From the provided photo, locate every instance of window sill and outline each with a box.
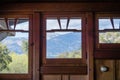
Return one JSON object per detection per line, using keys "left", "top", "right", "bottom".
{"left": 40, "top": 65, "right": 87, "bottom": 75}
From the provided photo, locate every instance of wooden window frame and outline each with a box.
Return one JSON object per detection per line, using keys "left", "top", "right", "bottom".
{"left": 95, "top": 12, "right": 120, "bottom": 59}
{"left": 40, "top": 12, "right": 87, "bottom": 74}
{"left": 0, "top": 14, "right": 33, "bottom": 80}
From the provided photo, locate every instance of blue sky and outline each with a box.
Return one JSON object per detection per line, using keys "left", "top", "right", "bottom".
{"left": 11, "top": 22, "right": 29, "bottom": 38}
{"left": 99, "top": 19, "right": 120, "bottom": 30}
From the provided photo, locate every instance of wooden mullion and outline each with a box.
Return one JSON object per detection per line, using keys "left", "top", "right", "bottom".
{"left": 46, "top": 29, "right": 81, "bottom": 32}
{"left": 66, "top": 17, "right": 70, "bottom": 29}
{"left": 99, "top": 29, "right": 120, "bottom": 32}
{"left": 14, "top": 18, "right": 18, "bottom": 30}
{"left": 0, "top": 30, "right": 29, "bottom": 32}
{"left": 110, "top": 18, "right": 115, "bottom": 29}
{"left": 5, "top": 18, "right": 9, "bottom": 30}
{"left": 58, "top": 18, "right": 62, "bottom": 29}
{"left": 119, "top": 21, "right": 120, "bottom": 29}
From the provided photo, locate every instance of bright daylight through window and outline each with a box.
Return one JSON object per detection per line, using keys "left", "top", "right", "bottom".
{"left": 0, "top": 18, "right": 29, "bottom": 73}
{"left": 46, "top": 17, "right": 82, "bottom": 58}
{"left": 98, "top": 17, "right": 120, "bottom": 43}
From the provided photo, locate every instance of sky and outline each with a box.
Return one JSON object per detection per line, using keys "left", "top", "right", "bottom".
{"left": 46, "top": 18, "right": 81, "bottom": 40}
{"left": 6, "top": 18, "right": 120, "bottom": 38}
{"left": 10, "top": 21, "right": 29, "bottom": 38}
{"left": 99, "top": 19, "right": 120, "bottom": 30}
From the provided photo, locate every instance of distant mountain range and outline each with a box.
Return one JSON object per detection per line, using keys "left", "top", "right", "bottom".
{"left": 47, "top": 32, "right": 81, "bottom": 58}
{"left": 2, "top": 37, "right": 27, "bottom": 54}
{"left": 1, "top": 32, "right": 81, "bottom": 58}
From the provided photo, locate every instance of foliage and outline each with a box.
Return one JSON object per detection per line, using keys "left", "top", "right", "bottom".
{"left": 0, "top": 40, "right": 28, "bottom": 73}
{"left": 22, "top": 40, "right": 28, "bottom": 54}
{"left": 57, "top": 49, "right": 82, "bottom": 58}
{"left": 0, "top": 43, "right": 12, "bottom": 71}
{"left": 99, "top": 32, "right": 120, "bottom": 43}
{"left": 1, "top": 52, "right": 28, "bottom": 73}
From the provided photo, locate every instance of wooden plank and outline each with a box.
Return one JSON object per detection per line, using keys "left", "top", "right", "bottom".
{"left": 62, "top": 75, "right": 69, "bottom": 80}
{"left": 41, "top": 66, "right": 87, "bottom": 74}
{"left": 43, "top": 75, "right": 61, "bottom": 80}
{"left": 86, "top": 12, "right": 94, "bottom": 80}
{"left": 43, "top": 75, "right": 87, "bottom": 80}
{"left": 95, "top": 59, "right": 115, "bottom": 80}
{"left": 32, "top": 12, "right": 40, "bottom": 80}
{"left": 116, "top": 60, "right": 120, "bottom": 80}
{"left": 0, "top": 3, "right": 120, "bottom": 12}
{"left": 70, "top": 75, "right": 87, "bottom": 80}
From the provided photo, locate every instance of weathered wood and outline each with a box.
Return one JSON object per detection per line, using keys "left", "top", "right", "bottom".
{"left": 116, "top": 60, "right": 120, "bottom": 80}
{"left": 70, "top": 75, "right": 87, "bottom": 80}
{"left": 41, "top": 66, "right": 87, "bottom": 74}
{"left": 43, "top": 75, "right": 87, "bottom": 80}
{"left": 43, "top": 75, "right": 61, "bottom": 80}
{"left": 86, "top": 12, "right": 94, "bottom": 80}
{"left": 95, "top": 59, "right": 115, "bottom": 80}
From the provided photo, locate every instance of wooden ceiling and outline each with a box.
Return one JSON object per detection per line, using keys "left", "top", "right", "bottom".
{"left": 0, "top": 0, "right": 119, "bottom": 3}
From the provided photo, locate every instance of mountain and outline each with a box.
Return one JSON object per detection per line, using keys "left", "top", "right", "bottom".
{"left": 1, "top": 32, "right": 81, "bottom": 57}
{"left": 47, "top": 32, "right": 81, "bottom": 58}
{"left": 1, "top": 37, "right": 27, "bottom": 54}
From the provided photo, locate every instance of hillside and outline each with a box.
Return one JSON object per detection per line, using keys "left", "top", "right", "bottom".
{"left": 1, "top": 32, "right": 81, "bottom": 58}
{"left": 47, "top": 32, "right": 81, "bottom": 58}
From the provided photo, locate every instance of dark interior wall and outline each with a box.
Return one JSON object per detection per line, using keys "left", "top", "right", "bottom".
{"left": 0, "top": 0, "right": 120, "bottom": 3}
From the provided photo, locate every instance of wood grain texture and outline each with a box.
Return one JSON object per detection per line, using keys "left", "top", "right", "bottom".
{"left": 116, "top": 60, "right": 120, "bottom": 80}
{"left": 70, "top": 75, "right": 87, "bottom": 80}
{"left": 43, "top": 75, "right": 87, "bottom": 80}
{"left": 95, "top": 60, "right": 115, "bottom": 80}
{"left": 43, "top": 75, "right": 61, "bottom": 80}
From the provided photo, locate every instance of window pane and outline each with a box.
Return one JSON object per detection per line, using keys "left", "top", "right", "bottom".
{"left": 98, "top": 18, "right": 120, "bottom": 43}
{"left": 47, "top": 18, "right": 59, "bottom": 30}
{"left": 99, "top": 32, "right": 120, "bottom": 43}
{"left": 0, "top": 18, "right": 29, "bottom": 30}
{"left": 46, "top": 32, "right": 82, "bottom": 58}
{"left": 47, "top": 18, "right": 82, "bottom": 30}
{"left": 68, "top": 18, "right": 81, "bottom": 30}
{"left": 0, "top": 18, "right": 7, "bottom": 30}
{"left": 0, "top": 19, "right": 29, "bottom": 74}
{"left": 15, "top": 18, "right": 29, "bottom": 30}
{"left": 99, "top": 19, "right": 112, "bottom": 30}
{"left": 60, "top": 18, "right": 67, "bottom": 29}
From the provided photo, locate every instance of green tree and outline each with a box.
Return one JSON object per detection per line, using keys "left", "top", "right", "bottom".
{"left": 22, "top": 40, "right": 28, "bottom": 54}
{"left": 99, "top": 32, "right": 120, "bottom": 43}
{"left": 57, "top": 49, "right": 82, "bottom": 58}
{"left": 0, "top": 43, "right": 12, "bottom": 71}
{"left": 1, "top": 52, "right": 28, "bottom": 73}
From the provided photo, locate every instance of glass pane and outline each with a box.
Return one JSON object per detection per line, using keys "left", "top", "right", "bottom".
{"left": 0, "top": 18, "right": 29, "bottom": 30}
{"left": 99, "top": 18, "right": 120, "bottom": 43}
{"left": 113, "top": 18, "right": 120, "bottom": 29}
{"left": 11, "top": 18, "right": 29, "bottom": 30}
{"left": 8, "top": 19, "right": 15, "bottom": 30}
{"left": 68, "top": 18, "right": 81, "bottom": 30}
{"left": 99, "top": 32, "right": 120, "bottom": 43}
{"left": 99, "top": 18, "right": 120, "bottom": 30}
{"left": 47, "top": 18, "right": 60, "bottom": 30}
{"left": 99, "top": 19, "right": 112, "bottom": 30}
{"left": 0, "top": 18, "right": 7, "bottom": 30}
{"left": 0, "top": 20, "right": 29, "bottom": 73}
{"left": 46, "top": 32, "right": 82, "bottom": 58}
{"left": 60, "top": 18, "right": 67, "bottom": 29}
